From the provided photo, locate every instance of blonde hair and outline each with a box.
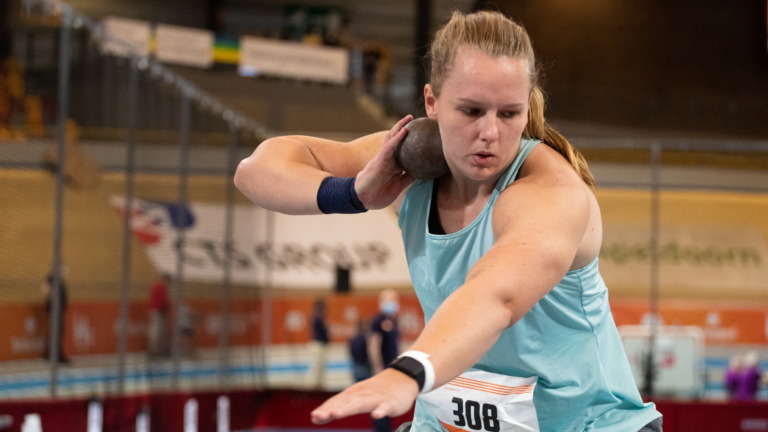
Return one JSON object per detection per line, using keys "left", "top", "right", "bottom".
{"left": 429, "top": 11, "right": 595, "bottom": 187}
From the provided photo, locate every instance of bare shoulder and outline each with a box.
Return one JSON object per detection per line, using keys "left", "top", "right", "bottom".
{"left": 492, "top": 143, "right": 590, "bottom": 241}
{"left": 517, "top": 143, "right": 585, "bottom": 186}
{"left": 492, "top": 143, "right": 603, "bottom": 269}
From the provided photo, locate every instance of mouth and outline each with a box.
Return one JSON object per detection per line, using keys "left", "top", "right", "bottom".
{"left": 472, "top": 152, "right": 494, "bottom": 165}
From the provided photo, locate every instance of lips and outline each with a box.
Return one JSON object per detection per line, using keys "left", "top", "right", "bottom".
{"left": 472, "top": 152, "right": 494, "bottom": 165}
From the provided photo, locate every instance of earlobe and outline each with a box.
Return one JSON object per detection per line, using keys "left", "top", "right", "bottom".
{"left": 424, "top": 84, "right": 438, "bottom": 120}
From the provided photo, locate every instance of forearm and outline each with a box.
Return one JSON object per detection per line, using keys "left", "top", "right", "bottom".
{"left": 407, "top": 282, "right": 514, "bottom": 388}
{"left": 234, "top": 137, "right": 329, "bottom": 215}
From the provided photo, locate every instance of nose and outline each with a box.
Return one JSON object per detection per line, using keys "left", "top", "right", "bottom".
{"left": 478, "top": 113, "right": 499, "bottom": 143}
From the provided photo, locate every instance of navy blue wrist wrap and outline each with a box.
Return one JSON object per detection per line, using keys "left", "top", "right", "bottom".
{"left": 317, "top": 176, "right": 368, "bottom": 214}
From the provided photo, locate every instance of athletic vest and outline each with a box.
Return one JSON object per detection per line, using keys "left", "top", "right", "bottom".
{"left": 398, "top": 139, "right": 661, "bottom": 432}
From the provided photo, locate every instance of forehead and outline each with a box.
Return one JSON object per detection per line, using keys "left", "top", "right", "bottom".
{"left": 379, "top": 290, "right": 399, "bottom": 302}
{"left": 442, "top": 47, "right": 530, "bottom": 103}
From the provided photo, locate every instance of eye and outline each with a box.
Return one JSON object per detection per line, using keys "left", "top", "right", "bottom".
{"left": 460, "top": 108, "right": 481, "bottom": 117}
{"left": 499, "top": 111, "right": 520, "bottom": 118}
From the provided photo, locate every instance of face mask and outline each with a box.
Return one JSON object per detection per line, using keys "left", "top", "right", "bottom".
{"left": 381, "top": 301, "right": 399, "bottom": 315}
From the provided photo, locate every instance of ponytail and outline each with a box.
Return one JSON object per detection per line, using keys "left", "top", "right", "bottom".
{"left": 524, "top": 86, "right": 596, "bottom": 188}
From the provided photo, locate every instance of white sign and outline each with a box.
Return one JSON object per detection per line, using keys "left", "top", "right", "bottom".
{"left": 87, "top": 401, "right": 103, "bottom": 432}
{"left": 619, "top": 325, "right": 704, "bottom": 397}
{"left": 21, "top": 414, "right": 42, "bottom": 432}
{"left": 217, "top": 396, "right": 229, "bottom": 432}
{"left": 184, "top": 399, "right": 198, "bottom": 432}
{"left": 136, "top": 409, "right": 149, "bottom": 432}
{"left": 156, "top": 24, "right": 214, "bottom": 68}
{"left": 110, "top": 196, "right": 411, "bottom": 289}
{"left": 239, "top": 36, "right": 349, "bottom": 84}
{"left": 101, "top": 17, "right": 151, "bottom": 57}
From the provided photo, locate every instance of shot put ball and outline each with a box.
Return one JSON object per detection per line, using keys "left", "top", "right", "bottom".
{"left": 394, "top": 117, "right": 449, "bottom": 180}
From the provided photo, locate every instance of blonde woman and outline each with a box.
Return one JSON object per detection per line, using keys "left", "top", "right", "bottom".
{"left": 236, "top": 11, "right": 662, "bottom": 432}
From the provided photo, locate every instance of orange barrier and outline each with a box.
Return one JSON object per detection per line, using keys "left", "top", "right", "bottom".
{"left": 611, "top": 299, "right": 768, "bottom": 345}
{"left": 0, "top": 295, "right": 426, "bottom": 361}
{"left": 3, "top": 295, "right": 765, "bottom": 361}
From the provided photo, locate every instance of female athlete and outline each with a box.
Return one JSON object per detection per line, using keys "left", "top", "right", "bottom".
{"left": 235, "top": 10, "right": 662, "bottom": 432}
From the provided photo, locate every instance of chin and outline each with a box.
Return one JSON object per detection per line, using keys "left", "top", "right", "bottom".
{"left": 462, "top": 165, "right": 503, "bottom": 182}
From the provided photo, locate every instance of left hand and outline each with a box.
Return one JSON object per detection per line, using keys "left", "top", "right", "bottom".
{"left": 311, "top": 368, "right": 419, "bottom": 424}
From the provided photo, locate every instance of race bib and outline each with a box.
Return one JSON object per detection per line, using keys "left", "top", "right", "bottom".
{"left": 419, "top": 370, "right": 539, "bottom": 432}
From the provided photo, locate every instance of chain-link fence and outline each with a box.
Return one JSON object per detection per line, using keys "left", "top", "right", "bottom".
{"left": 0, "top": 0, "right": 271, "bottom": 402}
{"left": 1, "top": 0, "right": 768, "bottom": 416}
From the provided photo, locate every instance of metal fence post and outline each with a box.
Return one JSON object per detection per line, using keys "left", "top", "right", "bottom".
{"left": 261, "top": 210, "right": 274, "bottom": 387}
{"left": 171, "top": 84, "right": 192, "bottom": 389}
{"left": 218, "top": 120, "right": 238, "bottom": 387}
{"left": 49, "top": 4, "right": 73, "bottom": 398}
{"left": 643, "top": 141, "right": 662, "bottom": 397}
{"left": 116, "top": 54, "right": 141, "bottom": 394}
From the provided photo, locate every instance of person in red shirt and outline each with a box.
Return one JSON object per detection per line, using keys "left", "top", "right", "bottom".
{"left": 148, "top": 273, "right": 171, "bottom": 357}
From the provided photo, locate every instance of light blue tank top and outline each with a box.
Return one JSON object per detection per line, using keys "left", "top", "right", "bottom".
{"left": 398, "top": 139, "right": 661, "bottom": 432}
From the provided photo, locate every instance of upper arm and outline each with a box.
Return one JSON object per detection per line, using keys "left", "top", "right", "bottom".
{"left": 465, "top": 146, "right": 591, "bottom": 324}
{"left": 234, "top": 131, "right": 389, "bottom": 214}
{"left": 253, "top": 131, "right": 388, "bottom": 178}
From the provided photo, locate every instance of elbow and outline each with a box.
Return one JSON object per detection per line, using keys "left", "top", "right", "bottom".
{"left": 234, "top": 139, "right": 273, "bottom": 198}
{"left": 233, "top": 158, "right": 251, "bottom": 194}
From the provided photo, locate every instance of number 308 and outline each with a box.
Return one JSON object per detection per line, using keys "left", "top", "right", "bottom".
{"left": 451, "top": 397, "right": 500, "bottom": 432}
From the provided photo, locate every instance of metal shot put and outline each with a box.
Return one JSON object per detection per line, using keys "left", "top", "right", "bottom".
{"left": 395, "top": 117, "right": 449, "bottom": 180}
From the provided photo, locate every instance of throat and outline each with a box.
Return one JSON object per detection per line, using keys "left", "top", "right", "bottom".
{"left": 428, "top": 180, "right": 446, "bottom": 235}
{"left": 429, "top": 178, "right": 490, "bottom": 235}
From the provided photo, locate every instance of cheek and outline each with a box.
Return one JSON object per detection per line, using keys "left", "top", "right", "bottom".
{"left": 438, "top": 122, "right": 472, "bottom": 155}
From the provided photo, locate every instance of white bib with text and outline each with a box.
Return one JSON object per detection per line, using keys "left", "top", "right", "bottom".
{"left": 419, "top": 370, "right": 539, "bottom": 432}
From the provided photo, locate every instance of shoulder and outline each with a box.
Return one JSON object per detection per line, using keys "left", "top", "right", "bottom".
{"left": 392, "top": 179, "right": 431, "bottom": 216}
{"left": 518, "top": 142, "right": 583, "bottom": 185}
{"left": 492, "top": 143, "right": 590, "bottom": 239}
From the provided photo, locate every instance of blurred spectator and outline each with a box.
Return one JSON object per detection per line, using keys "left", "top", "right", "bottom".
{"left": 310, "top": 299, "right": 330, "bottom": 389}
{"left": 725, "top": 351, "right": 763, "bottom": 401}
{"left": 178, "top": 302, "right": 198, "bottom": 357}
{"left": 368, "top": 289, "right": 400, "bottom": 432}
{"left": 740, "top": 351, "right": 762, "bottom": 401}
{"left": 41, "top": 266, "right": 69, "bottom": 364}
{"left": 147, "top": 273, "right": 170, "bottom": 357}
{"left": 362, "top": 44, "right": 381, "bottom": 95}
{"left": 349, "top": 320, "right": 371, "bottom": 383}
{"left": 724, "top": 354, "right": 743, "bottom": 399}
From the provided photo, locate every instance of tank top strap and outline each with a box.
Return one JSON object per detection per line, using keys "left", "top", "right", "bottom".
{"left": 494, "top": 138, "right": 541, "bottom": 193}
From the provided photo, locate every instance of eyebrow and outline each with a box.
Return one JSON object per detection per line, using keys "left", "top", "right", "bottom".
{"left": 456, "top": 98, "right": 525, "bottom": 109}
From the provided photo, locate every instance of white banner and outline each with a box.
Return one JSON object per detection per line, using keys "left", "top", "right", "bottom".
{"left": 101, "top": 17, "right": 151, "bottom": 57}
{"left": 156, "top": 24, "right": 214, "bottom": 68}
{"left": 110, "top": 196, "right": 411, "bottom": 289}
{"left": 238, "top": 36, "right": 349, "bottom": 84}
{"left": 599, "top": 224, "right": 768, "bottom": 294}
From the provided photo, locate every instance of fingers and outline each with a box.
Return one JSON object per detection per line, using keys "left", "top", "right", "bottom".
{"left": 382, "top": 127, "right": 408, "bottom": 158}
{"left": 384, "top": 114, "right": 413, "bottom": 142}
{"left": 311, "top": 392, "right": 381, "bottom": 424}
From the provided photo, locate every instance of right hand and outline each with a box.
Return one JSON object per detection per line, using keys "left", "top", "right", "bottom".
{"left": 354, "top": 115, "right": 416, "bottom": 210}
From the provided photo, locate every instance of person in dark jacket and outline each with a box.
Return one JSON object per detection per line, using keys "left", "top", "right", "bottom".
{"left": 41, "top": 268, "right": 69, "bottom": 363}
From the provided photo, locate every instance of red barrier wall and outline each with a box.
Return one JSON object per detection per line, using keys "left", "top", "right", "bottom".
{"left": 1, "top": 390, "right": 768, "bottom": 432}
{"left": 0, "top": 390, "right": 413, "bottom": 432}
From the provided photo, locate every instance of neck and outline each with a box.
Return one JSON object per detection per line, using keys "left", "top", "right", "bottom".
{"left": 442, "top": 168, "right": 505, "bottom": 206}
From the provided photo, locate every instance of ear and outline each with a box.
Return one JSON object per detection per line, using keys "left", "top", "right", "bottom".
{"left": 424, "top": 84, "right": 438, "bottom": 120}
